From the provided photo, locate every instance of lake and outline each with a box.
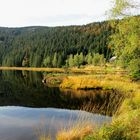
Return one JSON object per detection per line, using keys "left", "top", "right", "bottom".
{"left": 0, "top": 70, "right": 124, "bottom": 140}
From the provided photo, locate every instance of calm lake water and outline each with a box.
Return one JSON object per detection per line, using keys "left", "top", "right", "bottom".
{"left": 0, "top": 70, "right": 124, "bottom": 140}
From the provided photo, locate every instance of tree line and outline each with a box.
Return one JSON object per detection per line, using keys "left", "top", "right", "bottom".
{"left": 0, "top": 21, "right": 113, "bottom": 67}
{"left": 42, "top": 52, "right": 105, "bottom": 68}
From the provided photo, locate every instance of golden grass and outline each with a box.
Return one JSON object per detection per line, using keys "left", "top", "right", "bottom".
{"left": 0, "top": 67, "right": 65, "bottom": 72}
{"left": 56, "top": 109, "right": 95, "bottom": 140}
{"left": 37, "top": 104, "right": 96, "bottom": 140}
{"left": 37, "top": 113, "right": 94, "bottom": 140}
{"left": 0, "top": 65, "right": 126, "bottom": 74}
{"left": 60, "top": 75, "right": 102, "bottom": 89}
{"left": 60, "top": 74, "right": 140, "bottom": 96}
{"left": 56, "top": 125, "right": 93, "bottom": 140}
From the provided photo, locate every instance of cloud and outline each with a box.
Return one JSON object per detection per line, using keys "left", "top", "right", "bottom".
{"left": 0, "top": 0, "right": 113, "bottom": 27}
{"left": 26, "top": 14, "right": 107, "bottom": 26}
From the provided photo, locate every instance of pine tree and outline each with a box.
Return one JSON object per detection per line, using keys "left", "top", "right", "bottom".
{"left": 68, "top": 54, "right": 74, "bottom": 67}
{"left": 74, "top": 53, "right": 80, "bottom": 67}
{"left": 52, "top": 53, "right": 57, "bottom": 68}
{"left": 57, "top": 55, "right": 62, "bottom": 68}
{"left": 79, "top": 52, "right": 84, "bottom": 66}
{"left": 87, "top": 52, "right": 93, "bottom": 65}
{"left": 43, "top": 56, "right": 51, "bottom": 67}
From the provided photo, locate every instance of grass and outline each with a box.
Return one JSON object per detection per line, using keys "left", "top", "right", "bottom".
{"left": 52, "top": 66, "right": 140, "bottom": 140}
{"left": 0, "top": 67, "right": 65, "bottom": 72}
{"left": 81, "top": 79, "right": 140, "bottom": 140}
{"left": 60, "top": 75, "right": 102, "bottom": 90}
{"left": 60, "top": 74, "right": 139, "bottom": 95}
{"left": 56, "top": 124, "right": 93, "bottom": 140}
{"left": 56, "top": 111, "right": 94, "bottom": 140}
{"left": 84, "top": 109, "right": 140, "bottom": 140}
{"left": 38, "top": 108, "right": 95, "bottom": 140}
{"left": 0, "top": 65, "right": 127, "bottom": 74}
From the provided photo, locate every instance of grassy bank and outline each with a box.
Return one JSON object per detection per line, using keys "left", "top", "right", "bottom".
{"left": 0, "top": 65, "right": 126, "bottom": 74}
{"left": 59, "top": 68, "right": 140, "bottom": 139}
{"left": 44, "top": 66, "right": 140, "bottom": 140}
{"left": 60, "top": 74, "right": 139, "bottom": 94}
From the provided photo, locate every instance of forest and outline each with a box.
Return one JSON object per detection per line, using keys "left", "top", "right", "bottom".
{"left": 0, "top": 15, "right": 139, "bottom": 79}
{"left": 0, "top": 21, "right": 114, "bottom": 67}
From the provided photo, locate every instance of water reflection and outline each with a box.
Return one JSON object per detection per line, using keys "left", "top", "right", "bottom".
{"left": 0, "top": 70, "right": 123, "bottom": 140}
{"left": 0, "top": 106, "right": 111, "bottom": 140}
{"left": 0, "top": 70, "right": 124, "bottom": 116}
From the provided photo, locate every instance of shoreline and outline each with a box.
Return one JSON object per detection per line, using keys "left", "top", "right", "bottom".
{"left": 0, "top": 67, "right": 65, "bottom": 72}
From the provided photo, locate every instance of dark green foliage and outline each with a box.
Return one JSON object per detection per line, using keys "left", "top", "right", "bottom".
{"left": 0, "top": 16, "right": 139, "bottom": 70}
{"left": 0, "top": 21, "right": 113, "bottom": 67}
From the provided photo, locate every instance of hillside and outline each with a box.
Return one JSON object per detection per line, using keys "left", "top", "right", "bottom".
{"left": 0, "top": 21, "right": 113, "bottom": 67}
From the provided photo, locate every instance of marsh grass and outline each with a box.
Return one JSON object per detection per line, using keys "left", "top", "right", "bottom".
{"left": 80, "top": 72, "right": 140, "bottom": 140}
{"left": 56, "top": 111, "right": 95, "bottom": 140}
{"left": 34, "top": 118, "right": 50, "bottom": 140}
{"left": 59, "top": 68, "right": 140, "bottom": 140}
{"left": 37, "top": 98, "right": 117, "bottom": 140}
{"left": 60, "top": 75, "right": 102, "bottom": 89}
{"left": 0, "top": 67, "right": 65, "bottom": 73}
{"left": 60, "top": 74, "right": 139, "bottom": 95}
{"left": 37, "top": 104, "right": 106, "bottom": 140}
{"left": 56, "top": 124, "right": 93, "bottom": 140}
{"left": 0, "top": 65, "right": 126, "bottom": 75}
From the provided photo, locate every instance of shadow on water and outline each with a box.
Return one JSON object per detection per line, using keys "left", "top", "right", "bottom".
{"left": 0, "top": 70, "right": 124, "bottom": 116}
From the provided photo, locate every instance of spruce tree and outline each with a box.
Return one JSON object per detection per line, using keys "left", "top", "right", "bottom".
{"left": 87, "top": 52, "right": 93, "bottom": 65}
{"left": 68, "top": 54, "right": 74, "bottom": 67}
{"left": 79, "top": 52, "right": 84, "bottom": 66}
{"left": 52, "top": 53, "right": 57, "bottom": 68}
{"left": 74, "top": 53, "right": 80, "bottom": 67}
{"left": 43, "top": 56, "right": 51, "bottom": 67}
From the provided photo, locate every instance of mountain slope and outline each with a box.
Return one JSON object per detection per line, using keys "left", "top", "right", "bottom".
{"left": 0, "top": 21, "right": 114, "bottom": 67}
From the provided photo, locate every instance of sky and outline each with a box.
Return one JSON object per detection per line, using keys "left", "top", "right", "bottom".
{"left": 0, "top": 0, "right": 139, "bottom": 27}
